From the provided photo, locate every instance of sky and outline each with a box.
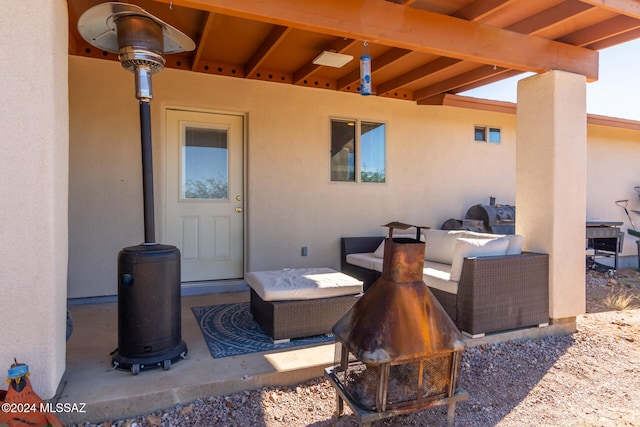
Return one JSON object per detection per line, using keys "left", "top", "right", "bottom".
{"left": 461, "top": 38, "right": 640, "bottom": 121}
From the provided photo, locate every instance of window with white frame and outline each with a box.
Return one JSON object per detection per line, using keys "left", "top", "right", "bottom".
{"left": 330, "top": 118, "right": 386, "bottom": 183}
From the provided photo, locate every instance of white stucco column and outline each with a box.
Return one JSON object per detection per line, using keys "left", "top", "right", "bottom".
{"left": 516, "top": 70, "right": 586, "bottom": 323}
{"left": 0, "top": 0, "right": 68, "bottom": 398}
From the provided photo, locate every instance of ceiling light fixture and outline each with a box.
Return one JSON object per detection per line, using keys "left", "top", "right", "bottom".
{"left": 313, "top": 51, "right": 353, "bottom": 68}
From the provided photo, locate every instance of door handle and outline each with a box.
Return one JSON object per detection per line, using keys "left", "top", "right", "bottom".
{"left": 235, "top": 207, "right": 243, "bottom": 213}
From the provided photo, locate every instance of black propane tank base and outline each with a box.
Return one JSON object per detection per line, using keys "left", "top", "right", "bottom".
{"left": 112, "top": 340, "right": 187, "bottom": 375}
{"left": 116, "top": 243, "right": 186, "bottom": 375}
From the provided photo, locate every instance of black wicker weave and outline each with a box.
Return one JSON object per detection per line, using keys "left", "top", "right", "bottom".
{"left": 456, "top": 252, "right": 549, "bottom": 336}
{"left": 250, "top": 289, "right": 361, "bottom": 341}
{"left": 341, "top": 237, "right": 549, "bottom": 337}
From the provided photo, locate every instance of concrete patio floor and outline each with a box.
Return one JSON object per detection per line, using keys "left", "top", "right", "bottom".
{"left": 54, "top": 286, "right": 573, "bottom": 425}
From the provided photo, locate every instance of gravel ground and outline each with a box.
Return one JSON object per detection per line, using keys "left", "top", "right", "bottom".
{"left": 72, "top": 271, "right": 640, "bottom": 427}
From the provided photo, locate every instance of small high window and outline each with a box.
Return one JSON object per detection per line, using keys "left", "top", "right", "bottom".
{"left": 474, "top": 126, "right": 486, "bottom": 142}
{"left": 474, "top": 126, "right": 501, "bottom": 144}
{"left": 489, "top": 127, "right": 501, "bottom": 143}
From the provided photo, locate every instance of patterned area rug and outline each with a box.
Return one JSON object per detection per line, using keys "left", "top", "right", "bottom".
{"left": 192, "top": 303, "right": 334, "bottom": 358}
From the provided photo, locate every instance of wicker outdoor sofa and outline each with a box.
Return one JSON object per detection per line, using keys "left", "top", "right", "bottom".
{"left": 341, "top": 230, "right": 549, "bottom": 337}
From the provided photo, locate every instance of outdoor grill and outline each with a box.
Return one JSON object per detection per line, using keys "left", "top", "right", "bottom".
{"left": 465, "top": 197, "right": 515, "bottom": 234}
{"left": 78, "top": 2, "right": 195, "bottom": 374}
{"left": 326, "top": 223, "right": 468, "bottom": 427}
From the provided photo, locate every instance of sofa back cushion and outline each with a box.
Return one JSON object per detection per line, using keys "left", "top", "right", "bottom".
{"left": 423, "top": 229, "right": 468, "bottom": 264}
{"left": 463, "top": 231, "right": 524, "bottom": 255}
{"left": 503, "top": 234, "right": 524, "bottom": 255}
{"left": 373, "top": 233, "right": 424, "bottom": 258}
{"left": 449, "top": 237, "right": 509, "bottom": 282}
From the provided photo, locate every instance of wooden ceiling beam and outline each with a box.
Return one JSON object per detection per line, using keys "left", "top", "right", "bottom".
{"left": 414, "top": 65, "right": 513, "bottom": 101}
{"left": 558, "top": 15, "right": 640, "bottom": 46}
{"left": 191, "top": 12, "right": 218, "bottom": 71}
{"left": 378, "top": 0, "right": 593, "bottom": 98}
{"left": 586, "top": 27, "right": 640, "bottom": 50}
{"left": 245, "top": 25, "right": 291, "bottom": 77}
{"left": 376, "top": 57, "right": 461, "bottom": 94}
{"left": 386, "top": 0, "right": 416, "bottom": 4}
{"left": 451, "top": 69, "right": 525, "bottom": 94}
{"left": 505, "top": 1, "right": 594, "bottom": 35}
{"left": 452, "top": 0, "right": 518, "bottom": 22}
{"left": 579, "top": 0, "right": 640, "bottom": 19}
{"left": 337, "top": 48, "right": 411, "bottom": 91}
{"left": 154, "top": 0, "right": 599, "bottom": 80}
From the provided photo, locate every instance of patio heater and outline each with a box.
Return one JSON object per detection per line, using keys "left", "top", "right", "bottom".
{"left": 78, "top": 2, "right": 195, "bottom": 374}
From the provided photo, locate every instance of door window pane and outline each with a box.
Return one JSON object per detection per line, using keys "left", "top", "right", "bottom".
{"left": 360, "top": 122, "right": 385, "bottom": 183}
{"left": 182, "top": 127, "right": 228, "bottom": 200}
{"left": 331, "top": 120, "right": 356, "bottom": 182}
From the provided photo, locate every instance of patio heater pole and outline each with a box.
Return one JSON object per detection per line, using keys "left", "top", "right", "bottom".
{"left": 138, "top": 77, "right": 155, "bottom": 243}
{"left": 78, "top": 2, "right": 195, "bottom": 374}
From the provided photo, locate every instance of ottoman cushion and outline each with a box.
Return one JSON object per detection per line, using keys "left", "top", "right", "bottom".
{"left": 246, "top": 267, "right": 363, "bottom": 301}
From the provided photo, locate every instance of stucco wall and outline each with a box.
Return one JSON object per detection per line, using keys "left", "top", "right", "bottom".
{"left": 516, "top": 71, "right": 587, "bottom": 320}
{"left": 68, "top": 55, "right": 640, "bottom": 300}
{"left": 0, "top": 0, "right": 68, "bottom": 398}
{"left": 587, "top": 124, "right": 640, "bottom": 262}
{"left": 68, "top": 55, "right": 516, "bottom": 298}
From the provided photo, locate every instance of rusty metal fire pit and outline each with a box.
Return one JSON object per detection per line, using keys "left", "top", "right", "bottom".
{"left": 325, "top": 222, "right": 468, "bottom": 427}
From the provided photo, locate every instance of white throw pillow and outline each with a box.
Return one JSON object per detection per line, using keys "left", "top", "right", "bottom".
{"left": 449, "top": 237, "right": 509, "bottom": 282}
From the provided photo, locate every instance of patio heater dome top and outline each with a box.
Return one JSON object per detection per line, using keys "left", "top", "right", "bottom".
{"left": 77, "top": 2, "right": 195, "bottom": 57}
{"left": 78, "top": 2, "right": 195, "bottom": 100}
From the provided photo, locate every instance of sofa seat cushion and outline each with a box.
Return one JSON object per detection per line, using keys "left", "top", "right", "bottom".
{"left": 346, "top": 252, "right": 376, "bottom": 270}
{"left": 345, "top": 253, "right": 384, "bottom": 272}
{"left": 423, "top": 261, "right": 458, "bottom": 294}
{"left": 449, "top": 237, "right": 509, "bottom": 282}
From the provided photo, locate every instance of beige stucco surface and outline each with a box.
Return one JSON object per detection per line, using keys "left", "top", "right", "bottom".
{"left": 0, "top": 0, "right": 68, "bottom": 398}
{"left": 68, "top": 55, "right": 517, "bottom": 298}
{"left": 517, "top": 71, "right": 587, "bottom": 320}
{"left": 587, "top": 124, "right": 640, "bottom": 255}
{"left": 67, "top": 56, "right": 640, "bottom": 302}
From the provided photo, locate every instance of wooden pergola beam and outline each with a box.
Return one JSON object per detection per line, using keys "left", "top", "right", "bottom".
{"left": 452, "top": 0, "right": 518, "bottom": 22}
{"left": 505, "top": 1, "right": 594, "bottom": 36}
{"left": 246, "top": 26, "right": 291, "bottom": 78}
{"left": 191, "top": 12, "right": 218, "bottom": 71}
{"left": 414, "top": 65, "right": 513, "bottom": 101}
{"left": 155, "top": 0, "right": 599, "bottom": 80}
{"left": 579, "top": 0, "right": 640, "bottom": 19}
{"left": 376, "top": 57, "right": 460, "bottom": 95}
{"left": 337, "top": 48, "right": 412, "bottom": 91}
{"left": 559, "top": 15, "right": 640, "bottom": 47}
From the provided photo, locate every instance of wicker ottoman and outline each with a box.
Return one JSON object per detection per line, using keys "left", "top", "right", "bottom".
{"left": 246, "top": 268, "right": 363, "bottom": 342}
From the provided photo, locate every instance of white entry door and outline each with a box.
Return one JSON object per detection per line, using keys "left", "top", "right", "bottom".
{"left": 165, "top": 109, "right": 244, "bottom": 282}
